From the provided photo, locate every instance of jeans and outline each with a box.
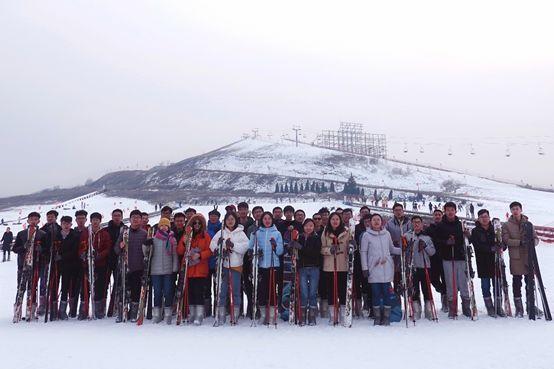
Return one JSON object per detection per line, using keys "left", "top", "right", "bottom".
{"left": 300, "top": 267, "right": 319, "bottom": 308}
{"left": 481, "top": 278, "right": 497, "bottom": 298}
{"left": 218, "top": 268, "right": 242, "bottom": 307}
{"left": 371, "top": 283, "right": 393, "bottom": 307}
{"left": 151, "top": 274, "right": 175, "bottom": 308}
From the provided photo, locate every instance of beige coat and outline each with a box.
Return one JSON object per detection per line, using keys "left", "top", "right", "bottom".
{"left": 321, "top": 229, "right": 351, "bottom": 272}
{"left": 501, "top": 215, "right": 539, "bottom": 276}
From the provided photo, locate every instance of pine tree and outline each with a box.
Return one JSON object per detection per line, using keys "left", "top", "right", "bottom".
{"left": 343, "top": 174, "right": 358, "bottom": 195}
{"left": 300, "top": 183, "right": 304, "bottom": 192}
{"left": 294, "top": 182, "right": 299, "bottom": 193}
{"left": 315, "top": 183, "right": 320, "bottom": 193}
{"left": 306, "top": 179, "right": 311, "bottom": 192}
{"left": 321, "top": 182, "right": 327, "bottom": 193}
{"left": 330, "top": 182, "right": 335, "bottom": 192}
{"left": 285, "top": 183, "right": 289, "bottom": 193}
{"left": 275, "top": 183, "right": 280, "bottom": 193}
{"left": 361, "top": 188, "right": 365, "bottom": 196}
{"left": 280, "top": 184, "right": 284, "bottom": 193}
{"left": 311, "top": 181, "right": 316, "bottom": 192}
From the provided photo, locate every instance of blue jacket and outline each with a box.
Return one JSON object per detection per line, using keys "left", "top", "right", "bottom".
{"left": 207, "top": 220, "right": 222, "bottom": 270}
{"left": 248, "top": 225, "right": 284, "bottom": 268}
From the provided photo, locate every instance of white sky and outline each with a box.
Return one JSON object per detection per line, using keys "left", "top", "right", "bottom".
{"left": 1, "top": 0, "right": 553, "bottom": 196}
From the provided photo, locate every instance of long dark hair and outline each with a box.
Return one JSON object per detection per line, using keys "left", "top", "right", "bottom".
{"left": 324, "top": 212, "right": 346, "bottom": 238}
{"left": 260, "top": 212, "right": 275, "bottom": 228}
{"left": 223, "top": 212, "right": 239, "bottom": 231}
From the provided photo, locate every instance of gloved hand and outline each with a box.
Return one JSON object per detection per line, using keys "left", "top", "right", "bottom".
{"left": 418, "top": 240, "right": 427, "bottom": 252}
{"left": 362, "top": 270, "right": 369, "bottom": 280}
{"left": 291, "top": 229, "right": 299, "bottom": 241}
{"left": 225, "top": 239, "right": 234, "bottom": 250}
{"left": 330, "top": 245, "right": 338, "bottom": 255}
{"left": 270, "top": 238, "right": 277, "bottom": 251}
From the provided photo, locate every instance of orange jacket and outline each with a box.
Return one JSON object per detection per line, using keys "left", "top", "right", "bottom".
{"left": 177, "top": 231, "right": 212, "bottom": 278}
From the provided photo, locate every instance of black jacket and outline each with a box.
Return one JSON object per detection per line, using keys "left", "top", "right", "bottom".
{"left": 469, "top": 222, "right": 497, "bottom": 278}
{"left": 106, "top": 220, "right": 123, "bottom": 269}
{"left": 1, "top": 231, "right": 13, "bottom": 250}
{"left": 13, "top": 227, "right": 47, "bottom": 270}
{"left": 434, "top": 216, "right": 466, "bottom": 261}
{"left": 58, "top": 229, "right": 81, "bottom": 273}
{"left": 298, "top": 232, "right": 322, "bottom": 268}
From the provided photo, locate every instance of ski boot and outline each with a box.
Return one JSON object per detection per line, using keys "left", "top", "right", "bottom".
{"left": 339, "top": 305, "right": 346, "bottom": 326}
{"left": 373, "top": 306, "right": 382, "bottom": 326}
{"left": 152, "top": 307, "right": 162, "bottom": 324}
{"left": 195, "top": 305, "right": 206, "bottom": 326}
{"left": 204, "top": 298, "right": 212, "bottom": 318}
{"left": 68, "top": 298, "right": 78, "bottom": 318}
{"left": 216, "top": 306, "right": 226, "bottom": 326}
{"left": 319, "top": 300, "right": 329, "bottom": 319}
{"left": 424, "top": 301, "right": 434, "bottom": 320}
{"left": 413, "top": 299, "right": 422, "bottom": 321}
{"left": 78, "top": 301, "right": 87, "bottom": 320}
{"left": 37, "top": 296, "right": 46, "bottom": 316}
{"left": 495, "top": 298, "right": 506, "bottom": 317}
{"left": 514, "top": 297, "right": 524, "bottom": 318}
{"left": 259, "top": 306, "right": 267, "bottom": 325}
{"left": 484, "top": 297, "right": 495, "bottom": 317}
{"left": 382, "top": 306, "right": 391, "bottom": 326}
{"left": 231, "top": 305, "right": 240, "bottom": 325}
{"left": 461, "top": 298, "right": 472, "bottom": 318}
{"left": 448, "top": 299, "right": 457, "bottom": 319}
{"left": 164, "top": 306, "right": 173, "bottom": 325}
{"left": 58, "top": 301, "right": 69, "bottom": 320}
{"left": 308, "top": 307, "right": 317, "bottom": 326}
{"left": 441, "top": 294, "right": 449, "bottom": 313}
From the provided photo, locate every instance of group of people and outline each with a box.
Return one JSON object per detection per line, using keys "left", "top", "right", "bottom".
{"left": 10, "top": 199, "right": 543, "bottom": 327}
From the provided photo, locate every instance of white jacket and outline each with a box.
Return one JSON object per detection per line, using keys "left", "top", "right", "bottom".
{"left": 209, "top": 225, "right": 249, "bottom": 268}
{"left": 360, "top": 228, "right": 401, "bottom": 284}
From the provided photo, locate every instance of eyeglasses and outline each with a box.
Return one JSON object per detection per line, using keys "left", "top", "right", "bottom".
{"left": 192, "top": 221, "right": 201, "bottom": 225}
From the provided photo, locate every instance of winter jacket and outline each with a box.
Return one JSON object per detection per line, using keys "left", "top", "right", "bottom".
{"left": 385, "top": 217, "right": 412, "bottom": 246}
{"left": 106, "top": 220, "right": 124, "bottom": 270}
{"left": 434, "top": 216, "right": 466, "bottom": 261}
{"left": 148, "top": 230, "right": 179, "bottom": 276}
{"left": 13, "top": 227, "right": 47, "bottom": 270}
{"left": 502, "top": 215, "right": 539, "bottom": 276}
{"left": 404, "top": 231, "right": 435, "bottom": 269}
{"left": 297, "top": 232, "right": 322, "bottom": 268}
{"left": 79, "top": 226, "right": 112, "bottom": 268}
{"left": 470, "top": 222, "right": 497, "bottom": 278}
{"left": 1, "top": 231, "right": 13, "bottom": 251}
{"left": 248, "top": 225, "right": 284, "bottom": 268}
{"left": 210, "top": 225, "right": 250, "bottom": 268}
{"left": 360, "top": 229, "right": 401, "bottom": 284}
{"left": 239, "top": 216, "right": 255, "bottom": 236}
{"left": 177, "top": 215, "right": 212, "bottom": 279}
{"left": 115, "top": 226, "right": 148, "bottom": 273}
{"left": 58, "top": 229, "right": 82, "bottom": 273}
{"left": 206, "top": 221, "right": 221, "bottom": 270}
{"left": 320, "top": 229, "right": 351, "bottom": 272}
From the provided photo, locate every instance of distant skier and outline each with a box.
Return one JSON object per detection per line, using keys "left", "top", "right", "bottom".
{"left": 2, "top": 227, "right": 13, "bottom": 262}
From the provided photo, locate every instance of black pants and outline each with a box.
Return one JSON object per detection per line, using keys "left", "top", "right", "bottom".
{"left": 60, "top": 268, "right": 80, "bottom": 302}
{"left": 242, "top": 254, "right": 254, "bottom": 315}
{"left": 513, "top": 274, "right": 532, "bottom": 299}
{"left": 258, "top": 268, "right": 278, "bottom": 306}
{"left": 326, "top": 271, "right": 347, "bottom": 305}
{"left": 188, "top": 277, "right": 208, "bottom": 305}
{"left": 94, "top": 266, "right": 108, "bottom": 301}
{"left": 412, "top": 268, "right": 432, "bottom": 301}
{"left": 3, "top": 250, "right": 10, "bottom": 260}
{"left": 430, "top": 253, "right": 446, "bottom": 294}
{"left": 128, "top": 270, "right": 142, "bottom": 303}
{"left": 353, "top": 250, "right": 370, "bottom": 303}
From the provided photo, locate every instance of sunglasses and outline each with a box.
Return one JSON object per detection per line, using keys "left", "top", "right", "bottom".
{"left": 192, "top": 221, "right": 201, "bottom": 225}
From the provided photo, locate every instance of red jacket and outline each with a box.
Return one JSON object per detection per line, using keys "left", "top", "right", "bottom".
{"left": 80, "top": 227, "right": 112, "bottom": 268}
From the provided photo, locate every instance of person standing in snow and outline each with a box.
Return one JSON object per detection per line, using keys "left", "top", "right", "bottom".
{"left": 354, "top": 207, "right": 372, "bottom": 317}
{"left": 470, "top": 209, "right": 505, "bottom": 317}
{"left": 404, "top": 216, "right": 436, "bottom": 320}
{"left": 205, "top": 208, "right": 222, "bottom": 317}
{"left": 114, "top": 210, "right": 148, "bottom": 322}
{"left": 248, "top": 212, "right": 284, "bottom": 325}
{"left": 434, "top": 202, "right": 472, "bottom": 319}
{"left": 39, "top": 210, "right": 61, "bottom": 317}
{"left": 210, "top": 212, "right": 249, "bottom": 325}
{"left": 424, "top": 209, "right": 449, "bottom": 313}
{"left": 2, "top": 227, "right": 13, "bottom": 262}
{"left": 105, "top": 209, "right": 124, "bottom": 318}
{"left": 147, "top": 218, "right": 178, "bottom": 324}
{"left": 56, "top": 216, "right": 82, "bottom": 320}
{"left": 501, "top": 201, "right": 539, "bottom": 318}
{"left": 320, "top": 212, "right": 350, "bottom": 325}
{"left": 385, "top": 203, "right": 412, "bottom": 296}
{"left": 360, "top": 213, "right": 401, "bottom": 326}
{"left": 317, "top": 207, "right": 331, "bottom": 318}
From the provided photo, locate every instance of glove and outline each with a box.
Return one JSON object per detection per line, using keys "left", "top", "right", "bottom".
{"left": 291, "top": 229, "right": 299, "bottom": 241}
{"left": 418, "top": 240, "right": 427, "bottom": 252}
{"left": 225, "top": 239, "right": 234, "bottom": 250}
{"left": 330, "top": 245, "right": 338, "bottom": 255}
{"left": 362, "top": 270, "right": 369, "bottom": 280}
{"left": 270, "top": 238, "right": 277, "bottom": 251}
{"left": 144, "top": 238, "right": 154, "bottom": 246}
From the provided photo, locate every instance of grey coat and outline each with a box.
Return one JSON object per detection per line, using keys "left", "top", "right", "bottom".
{"left": 360, "top": 229, "right": 401, "bottom": 284}
{"left": 115, "top": 226, "right": 148, "bottom": 273}
{"left": 405, "top": 231, "right": 436, "bottom": 269}
{"left": 145, "top": 236, "right": 178, "bottom": 276}
{"left": 385, "top": 217, "right": 412, "bottom": 246}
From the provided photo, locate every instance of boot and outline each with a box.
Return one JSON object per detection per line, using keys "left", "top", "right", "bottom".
{"left": 269, "top": 306, "right": 277, "bottom": 326}
{"left": 164, "top": 306, "right": 173, "bottom": 325}
{"left": 448, "top": 299, "right": 457, "bottom": 319}
{"left": 204, "top": 298, "right": 212, "bottom": 318}
{"left": 37, "top": 296, "right": 46, "bottom": 316}
{"left": 461, "top": 298, "right": 471, "bottom": 318}
{"left": 320, "top": 300, "right": 329, "bottom": 318}
{"left": 58, "top": 301, "right": 68, "bottom": 320}
{"left": 69, "top": 298, "right": 77, "bottom": 318}
{"left": 484, "top": 297, "right": 495, "bottom": 317}
{"left": 195, "top": 305, "right": 205, "bottom": 326}
{"left": 299, "top": 307, "right": 307, "bottom": 326}
{"left": 7, "top": 253, "right": 10, "bottom": 261}
{"left": 495, "top": 298, "right": 506, "bottom": 317}
{"left": 308, "top": 307, "right": 317, "bottom": 326}
{"left": 362, "top": 293, "right": 370, "bottom": 315}
{"left": 2, "top": 254, "right": 5, "bottom": 262}
{"left": 188, "top": 305, "right": 197, "bottom": 324}
{"left": 514, "top": 297, "right": 524, "bottom": 318}
{"left": 354, "top": 299, "right": 363, "bottom": 318}
{"left": 96, "top": 299, "right": 106, "bottom": 319}
{"left": 50, "top": 300, "right": 59, "bottom": 321}
{"left": 441, "top": 294, "right": 449, "bottom": 313}
{"left": 232, "top": 305, "right": 240, "bottom": 325}
{"left": 339, "top": 305, "right": 346, "bottom": 325}
{"left": 78, "top": 301, "right": 87, "bottom": 320}
{"left": 216, "top": 306, "right": 227, "bottom": 326}
{"left": 382, "top": 306, "right": 391, "bottom": 326}
{"left": 129, "top": 302, "right": 139, "bottom": 322}
{"left": 373, "top": 306, "right": 382, "bottom": 326}
{"left": 115, "top": 303, "right": 124, "bottom": 323}
{"left": 424, "top": 301, "right": 434, "bottom": 321}
{"left": 259, "top": 306, "right": 267, "bottom": 325}
{"left": 152, "top": 307, "right": 162, "bottom": 324}
{"left": 413, "top": 300, "right": 422, "bottom": 321}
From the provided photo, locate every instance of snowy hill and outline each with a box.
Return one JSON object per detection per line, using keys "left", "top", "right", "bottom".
{"left": 2, "top": 137, "right": 554, "bottom": 225}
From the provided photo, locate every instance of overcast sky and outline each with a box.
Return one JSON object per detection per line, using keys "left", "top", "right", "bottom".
{"left": 1, "top": 0, "right": 553, "bottom": 197}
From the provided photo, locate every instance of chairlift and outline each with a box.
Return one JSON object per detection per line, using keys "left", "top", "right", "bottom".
{"left": 505, "top": 147, "right": 511, "bottom": 158}
{"left": 403, "top": 143, "right": 408, "bottom": 154}
{"left": 419, "top": 146, "right": 424, "bottom": 154}
{"left": 448, "top": 146, "right": 453, "bottom": 156}
{"left": 470, "top": 145, "right": 475, "bottom": 155}
{"left": 538, "top": 145, "right": 545, "bottom": 156}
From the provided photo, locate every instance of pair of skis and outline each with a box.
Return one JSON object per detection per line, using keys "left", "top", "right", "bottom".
{"left": 136, "top": 227, "right": 154, "bottom": 325}
{"left": 462, "top": 222, "right": 478, "bottom": 320}
{"left": 13, "top": 227, "right": 38, "bottom": 323}
{"left": 175, "top": 228, "right": 192, "bottom": 325}
{"left": 492, "top": 219, "right": 513, "bottom": 317}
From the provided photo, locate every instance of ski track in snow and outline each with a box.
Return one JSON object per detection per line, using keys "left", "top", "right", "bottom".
{"left": 0, "top": 196, "right": 553, "bottom": 369}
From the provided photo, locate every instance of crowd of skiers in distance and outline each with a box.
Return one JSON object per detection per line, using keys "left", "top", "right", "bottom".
{"left": 10, "top": 199, "right": 545, "bottom": 327}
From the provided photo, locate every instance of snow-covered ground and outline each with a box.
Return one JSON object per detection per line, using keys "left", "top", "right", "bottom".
{"left": 0, "top": 194, "right": 553, "bottom": 368}
{"left": 0, "top": 243, "right": 553, "bottom": 369}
